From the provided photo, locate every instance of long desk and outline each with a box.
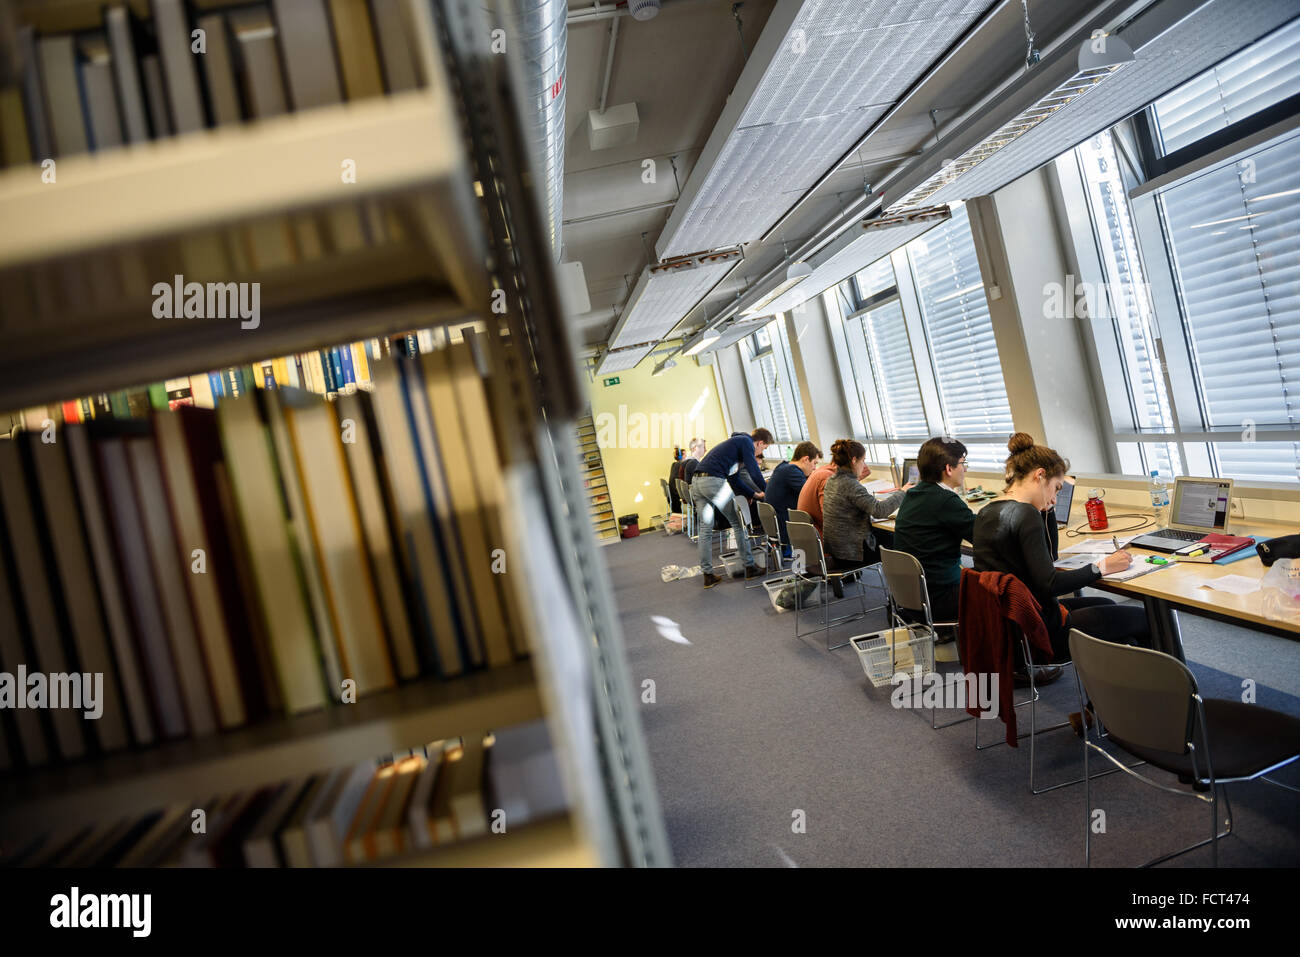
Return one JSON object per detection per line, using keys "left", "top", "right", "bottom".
{"left": 870, "top": 485, "right": 1300, "bottom": 658}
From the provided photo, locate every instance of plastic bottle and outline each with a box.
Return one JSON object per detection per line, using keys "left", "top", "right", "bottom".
{"left": 1149, "top": 470, "right": 1170, "bottom": 527}
{"left": 1085, "top": 488, "right": 1108, "bottom": 530}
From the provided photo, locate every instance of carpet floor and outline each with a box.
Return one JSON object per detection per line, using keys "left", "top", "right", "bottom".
{"left": 603, "top": 530, "right": 1300, "bottom": 867}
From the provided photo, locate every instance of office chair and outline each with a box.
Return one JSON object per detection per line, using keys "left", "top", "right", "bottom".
{"left": 1069, "top": 628, "right": 1300, "bottom": 867}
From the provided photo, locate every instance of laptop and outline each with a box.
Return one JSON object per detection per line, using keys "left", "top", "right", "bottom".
{"left": 1053, "top": 479, "right": 1074, "bottom": 527}
{"left": 899, "top": 457, "right": 919, "bottom": 487}
{"left": 1130, "top": 477, "right": 1234, "bottom": 553}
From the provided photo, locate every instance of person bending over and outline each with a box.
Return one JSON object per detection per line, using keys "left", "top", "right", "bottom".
{"left": 821, "top": 439, "right": 910, "bottom": 571}
{"left": 972, "top": 432, "right": 1150, "bottom": 663}
{"left": 691, "top": 428, "right": 772, "bottom": 588}
{"left": 766, "top": 441, "right": 821, "bottom": 555}
{"left": 893, "top": 436, "right": 972, "bottom": 624}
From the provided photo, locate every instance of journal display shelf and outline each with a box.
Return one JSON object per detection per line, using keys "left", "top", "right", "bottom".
{"left": 577, "top": 412, "right": 618, "bottom": 544}
{"left": 0, "top": 0, "right": 668, "bottom": 867}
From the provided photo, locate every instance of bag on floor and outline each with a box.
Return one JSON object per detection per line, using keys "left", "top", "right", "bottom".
{"left": 774, "top": 579, "right": 819, "bottom": 610}
{"left": 661, "top": 564, "right": 701, "bottom": 582}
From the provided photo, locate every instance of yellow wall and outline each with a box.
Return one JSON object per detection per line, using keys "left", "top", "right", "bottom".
{"left": 588, "top": 357, "right": 728, "bottom": 527}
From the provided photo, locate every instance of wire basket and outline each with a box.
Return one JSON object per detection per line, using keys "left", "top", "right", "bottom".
{"left": 762, "top": 574, "right": 816, "bottom": 613}
{"left": 851, "top": 626, "right": 936, "bottom": 688}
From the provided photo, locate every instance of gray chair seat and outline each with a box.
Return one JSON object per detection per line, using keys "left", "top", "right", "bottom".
{"left": 1108, "top": 699, "right": 1300, "bottom": 783}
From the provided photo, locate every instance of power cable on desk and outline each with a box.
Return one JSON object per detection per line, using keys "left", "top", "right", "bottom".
{"left": 1064, "top": 514, "right": 1156, "bottom": 537}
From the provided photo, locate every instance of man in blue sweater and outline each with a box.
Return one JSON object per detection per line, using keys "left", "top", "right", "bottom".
{"left": 691, "top": 428, "right": 772, "bottom": 588}
{"left": 765, "top": 441, "right": 821, "bottom": 557}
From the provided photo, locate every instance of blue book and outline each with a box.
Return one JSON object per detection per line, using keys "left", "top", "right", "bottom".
{"left": 327, "top": 348, "right": 345, "bottom": 394}
{"left": 338, "top": 343, "right": 356, "bottom": 389}
{"left": 318, "top": 350, "right": 337, "bottom": 395}
{"left": 208, "top": 372, "right": 225, "bottom": 403}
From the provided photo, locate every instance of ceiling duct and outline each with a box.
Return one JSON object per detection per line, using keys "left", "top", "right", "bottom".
{"left": 606, "top": 247, "right": 743, "bottom": 350}
{"left": 882, "top": 0, "right": 1300, "bottom": 211}
{"left": 655, "top": 0, "right": 993, "bottom": 260}
{"left": 762, "top": 204, "right": 953, "bottom": 314}
{"left": 499, "top": 0, "right": 567, "bottom": 261}
{"left": 695, "top": 315, "right": 777, "bottom": 354}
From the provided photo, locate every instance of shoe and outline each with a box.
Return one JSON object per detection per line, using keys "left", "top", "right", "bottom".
{"left": 702, "top": 572, "right": 723, "bottom": 589}
{"left": 1012, "top": 664, "right": 1063, "bottom": 688}
{"left": 744, "top": 565, "right": 763, "bottom": 581}
{"left": 1068, "top": 708, "right": 1095, "bottom": 737}
{"left": 830, "top": 579, "right": 844, "bottom": 600}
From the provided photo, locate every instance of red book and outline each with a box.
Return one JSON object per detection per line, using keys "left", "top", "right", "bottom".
{"left": 1176, "top": 533, "right": 1255, "bottom": 563}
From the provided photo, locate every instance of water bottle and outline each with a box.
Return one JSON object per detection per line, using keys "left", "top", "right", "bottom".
{"left": 1149, "top": 470, "right": 1170, "bottom": 527}
{"left": 1085, "top": 488, "right": 1109, "bottom": 530}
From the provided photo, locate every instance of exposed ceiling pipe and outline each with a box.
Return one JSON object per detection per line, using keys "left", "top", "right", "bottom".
{"left": 598, "top": 14, "right": 620, "bottom": 113}
{"left": 498, "top": 0, "right": 567, "bottom": 262}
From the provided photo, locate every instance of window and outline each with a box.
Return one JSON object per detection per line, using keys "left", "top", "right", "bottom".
{"left": 907, "top": 204, "right": 1014, "bottom": 468}
{"left": 741, "top": 316, "right": 808, "bottom": 443}
{"left": 1150, "top": 19, "right": 1300, "bottom": 154}
{"left": 1157, "top": 130, "right": 1300, "bottom": 482}
{"left": 1059, "top": 21, "right": 1300, "bottom": 485}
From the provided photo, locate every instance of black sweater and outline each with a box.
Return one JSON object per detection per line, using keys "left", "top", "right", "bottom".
{"left": 972, "top": 499, "right": 1099, "bottom": 645}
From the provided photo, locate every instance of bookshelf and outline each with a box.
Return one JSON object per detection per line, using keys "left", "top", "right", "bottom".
{"left": 0, "top": 0, "right": 669, "bottom": 867}
{"left": 576, "top": 412, "right": 618, "bottom": 544}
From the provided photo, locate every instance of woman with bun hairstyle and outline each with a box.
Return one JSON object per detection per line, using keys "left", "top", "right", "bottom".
{"left": 972, "top": 432, "right": 1150, "bottom": 663}
{"left": 822, "top": 439, "right": 912, "bottom": 569}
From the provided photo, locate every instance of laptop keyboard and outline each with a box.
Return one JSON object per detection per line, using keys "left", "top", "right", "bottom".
{"left": 1151, "top": 528, "right": 1204, "bottom": 542}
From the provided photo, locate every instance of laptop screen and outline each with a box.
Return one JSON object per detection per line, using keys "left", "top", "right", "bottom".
{"left": 901, "top": 458, "right": 919, "bottom": 486}
{"left": 1054, "top": 481, "right": 1074, "bottom": 524}
{"left": 1173, "top": 479, "right": 1231, "bottom": 530}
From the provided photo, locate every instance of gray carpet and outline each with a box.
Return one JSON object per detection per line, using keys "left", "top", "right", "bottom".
{"left": 604, "top": 531, "right": 1300, "bottom": 867}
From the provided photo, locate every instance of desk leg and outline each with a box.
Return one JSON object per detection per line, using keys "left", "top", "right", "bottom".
{"left": 1145, "top": 597, "right": 1186, "bottom": 662}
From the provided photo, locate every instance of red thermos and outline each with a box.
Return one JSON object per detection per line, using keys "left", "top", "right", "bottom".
{"left": 1085, "top": 488, "right": 1108, "bottom": 530}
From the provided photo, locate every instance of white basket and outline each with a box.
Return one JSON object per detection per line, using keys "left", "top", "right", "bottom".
{"left": 762, "top": 574, "right": 814, "bottom": 613}
{"left": 851, "top": 626, "right": 936, "bottom": 688}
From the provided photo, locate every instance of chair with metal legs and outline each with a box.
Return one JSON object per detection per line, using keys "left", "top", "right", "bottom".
{"left": 755, "top": 501, "right": 787, "bottom": 579}
{"left": 877, "top": 548, "right": 970, "bottom": 730}
{"left": 786, "top": 521, "right": 875, "bottom": 651}
{"left": 732, "top": 498, "right": 770, "bottom": 588}
{"left": 1069, "top": 628, "right": 1300, "bottom": 867}
{"left": 788, "top": 508, "right": 813, "bottom": 526}
{"left": 676, "top": 478, "right": 695, "bottom": 541}
{"left": 659, "top": 479, "right": 675, "bottom": 534}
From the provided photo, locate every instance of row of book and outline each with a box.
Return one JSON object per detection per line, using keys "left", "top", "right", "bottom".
{"left": 2, "top": 720, "right": 568, "bottom": 867}
{"left": 0, "top": 332, "right": 527, "bottom": 769}
{"left": 2, "top": 0, "right": 421, "bottom": 167}
{"left": 11, "top": 340, "right": 387, "bottom": 433}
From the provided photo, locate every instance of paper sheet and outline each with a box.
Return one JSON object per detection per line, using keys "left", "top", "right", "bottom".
{"left": 1101, "top": 560, "right": 1173, "bottom": 583}
{"left": 1197, "top": 575, "right": 1260, "bottom": 596}
{"left": 1060, "top": 535, "right": 1137, "bottom": 554}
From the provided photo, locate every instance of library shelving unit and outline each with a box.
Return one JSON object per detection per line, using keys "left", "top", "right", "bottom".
{"left": 575, "top": 412, "right": 618, "bottom": 545}
{"left": 0, "top": 0, "right": 669, "bottom": 866}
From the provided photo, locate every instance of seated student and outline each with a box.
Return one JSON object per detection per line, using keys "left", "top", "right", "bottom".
{"left": 765, "top": 441, "right": 821, "bottom": 553}
{"left": 690, "top": 428, "right": 772, "bottom": 588}
{"left": 972, "top": 432, "right": 1150, "bottom": 664}
{"left": 822, "top": 439, "right": 911, "bottom": 570}
{"left": 667, "top": 447, "right": 685, "bottom": 513}
{"left": 796, "top": 458, "right": 837, "bottom": 537}
{"left": 681, "top": 438, "right": 706, "bottom": 485}
{"left": 893, "top": 437, "right": 972, "bottom": 624}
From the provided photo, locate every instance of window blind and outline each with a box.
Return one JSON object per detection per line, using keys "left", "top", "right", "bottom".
{"left": 1152, "top": 19, "right": 1300, "bottom": 154}
{"left": 859, "top": 299, "right": 928, "bottom": 439}
{"left": 907, "top": 205, "right": 1015, "bottom": 445}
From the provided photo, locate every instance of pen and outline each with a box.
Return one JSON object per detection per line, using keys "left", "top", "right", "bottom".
{"left": 1112, "top": 536, "right": 1128, "bottom": 553}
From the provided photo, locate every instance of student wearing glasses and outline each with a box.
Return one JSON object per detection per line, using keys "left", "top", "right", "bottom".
{"left": 892, "top": 436, "right": 973, "bottom": 625}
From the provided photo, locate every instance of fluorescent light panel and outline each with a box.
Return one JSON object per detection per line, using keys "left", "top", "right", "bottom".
{"left": 607, "top": 250, "right": 740, "bottom": 350}
{"left": 658, "top": 0, "right": 992, "bottom": 259}
{"left": 596, "top": 343, "right": 656, "bottom": 375}
{"left": 697, "top": 316, "right": 776, "bottom": 354}
{"left": 918, "top": 0, "right": 1300, "bottom": 207}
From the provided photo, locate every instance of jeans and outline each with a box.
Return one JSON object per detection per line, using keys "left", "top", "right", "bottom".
{"left": 691, "top": 474, "right": 755, "bottom": 575}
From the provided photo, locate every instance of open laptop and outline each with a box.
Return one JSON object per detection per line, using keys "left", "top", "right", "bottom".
{"left": 1130, "top": 477, "right": 1234, "bottom": 553}
{"left": 1053, "top": 478, "right": 1074, "bottom": 527}
{"left": 899, "top": 457, "right": 919, "bottom": 487}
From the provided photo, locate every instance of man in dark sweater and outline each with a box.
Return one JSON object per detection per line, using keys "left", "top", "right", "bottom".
{"left": 691, "top": 429, "right": 771, "bottom": 587}
{"left": 893, "top": 437, "right": 973, "bottom": 624}
{"left": 765, "top": 441, "right": 821, "bottom": 555}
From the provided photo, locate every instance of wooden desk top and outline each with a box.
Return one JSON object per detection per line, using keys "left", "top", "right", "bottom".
{"left": 870, "top": 485, "right": 1300, "bottom": 636}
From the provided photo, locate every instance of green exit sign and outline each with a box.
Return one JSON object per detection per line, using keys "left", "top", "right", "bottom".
{"left": 602, "top": 376, "right": 620, "bottom": 386}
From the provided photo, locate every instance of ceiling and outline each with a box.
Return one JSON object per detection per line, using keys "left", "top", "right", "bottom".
{"left": 558, "top": 0, "right": 1122, "bottom": 358}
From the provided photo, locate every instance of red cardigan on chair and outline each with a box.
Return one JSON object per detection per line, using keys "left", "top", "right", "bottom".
{"left": 957, "top": 569, "right": 1055, "bottom": 746}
